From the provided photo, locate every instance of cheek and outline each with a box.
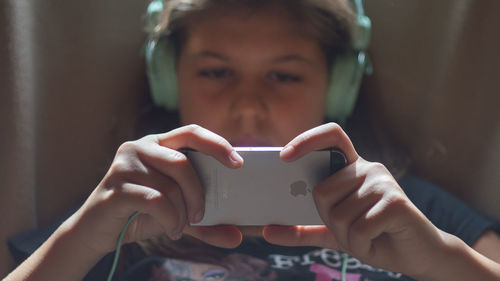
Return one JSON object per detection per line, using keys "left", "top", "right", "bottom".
{"left": 270, "top": 94, "right": 326, "bottom": 138}
{"left": 280, "top": 83, "right": 327, "bottom": 122}
{"left": 178, "top": 89, "right": 227, "bottom": 127}
{"left": 177, "top": 68, "right": 229, "bottom": 126}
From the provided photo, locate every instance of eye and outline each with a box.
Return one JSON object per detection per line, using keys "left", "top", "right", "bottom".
{"left": 198, "top": 68, "right": 233, "bottom": 79}
{"left": 204, "top": 272, "right": 226, "bottom": 280}
{"left": 204, "top": 269, "right": 227, "bottom": 280}
{"left": 267, "top": 71, "right": 302, "bottom": 83}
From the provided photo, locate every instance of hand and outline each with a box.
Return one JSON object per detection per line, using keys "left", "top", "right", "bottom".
{"left": 262, "top": 123, "right": 446, "bottom": 277}
{"left": 67, "top": 125, "right": 244, "bottom": 257}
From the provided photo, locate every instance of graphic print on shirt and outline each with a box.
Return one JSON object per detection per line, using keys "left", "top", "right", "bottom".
{"left": 148, "top": 253, "right": 278, "bottom": 281}
{"left": 146, "top": 248, "right": 406, "bottom": 281}
{"left": 269, "top": 248, "right": 403, "bottom": 281}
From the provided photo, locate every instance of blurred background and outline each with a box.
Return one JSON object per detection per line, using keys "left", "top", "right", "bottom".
{"left": 1, "top": 0, "right": 499, "bottom": 277}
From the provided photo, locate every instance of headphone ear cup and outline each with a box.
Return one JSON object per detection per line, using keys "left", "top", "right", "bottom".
{"left": 145, "top": 37, "right": 179, "bottom": 110}
{"left": 325, "top": 0, "right": 372, "bottom": 125}
{"left": 325, "top": 50, "right": 369, "bottom": 124}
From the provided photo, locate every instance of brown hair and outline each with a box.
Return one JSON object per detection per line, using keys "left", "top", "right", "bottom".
{"left": 148, "top": 0, "right": 355, "bottom": 68}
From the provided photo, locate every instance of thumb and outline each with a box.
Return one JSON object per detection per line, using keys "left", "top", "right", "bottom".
{"left": 263, "top": 225, "right": 339, "bottom": 250}
{"left": 183, "top": 225, "right": 242, "bottom": 249}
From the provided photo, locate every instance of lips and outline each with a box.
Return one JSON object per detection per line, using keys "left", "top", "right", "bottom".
{"left": 230, "top": 136, "right": 274, "bottom": 147}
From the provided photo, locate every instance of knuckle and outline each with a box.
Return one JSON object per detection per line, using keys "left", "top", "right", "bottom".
{"left": 122, "top": 214, "right": 153, "bottom": 243}
{"left": 312, "top": 188, "right": 334, "bottom": 210}
{"left": 139, "top": 133, "right": 160, "bottom": 143}
{"left": 214, "top": 136, "right": 231, "bottom": 150}
{"left": 347, "top": 220, "right": 371, "bottom": 254}
{"left": 325, "top": 122, "right": 342, "bottom": 133}
{"left": 99, "top": 187, "right": 117, "bottom": 203}
{"left": 182, "top": 124, "right": 212, "bottom": 146}
{"left": 117, "top": 141, "right": 140, "bottom": 155}
{"left": 185, "top": 124, "right": 229, "bottom": 151}
{"left": 169, "top": 214, "right": 183, "bottom": 235}
{"left": 384, "top": 192, "right": 409, "bottom": 212}
{"left": 124, "top": 219, "right": 140, "bottom": 242}
{"left": 349, "top": 220, "right": 368, "bottom": 242}
{"left": 108, "top": 157, "right": 146, "bottom": 181}
{"left": 335, "top": 237, "right": 349, "bottom": 253}
{"left": 163, "top": 183, "right": 182, "bottom": 199}
{"left": 108, "top": 159, "right": 134, "bottom": 178}
{"left": 312, "top": 184, "right": 326, "bottom": 199}
{"left": 328, "top": 208, "right": 349, "bottom": 228}
{"left": 143, "top": 188, "right": 165, "bottom": 202}
{"left": 145, "top": 192, "right": 181, "bottom": 230}
{"left": 378, "top": 175, "right": 396, "bottom": 186}
{"left": 323, "top": 122, "right": 344, "bottom": 140}
{"left": 369, "top": 162, "right": 389, "bottom": 174}
{"left": 184, "top": 124, "right": 203, "bottom": 135}
{"left": 365, "top": 177, "right": 395, "bottom": 196}
{"left": 99, "top": 183, "right": 127, "bottom": 204}
{"left": 296, "top": 132, "right": 311, "bottom": 144}
{"left": 167, "top": 149, "right": 189, "bottom": 167}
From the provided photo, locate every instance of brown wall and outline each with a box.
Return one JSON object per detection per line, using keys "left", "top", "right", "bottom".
{"left": 1, "top": 0, "right": 148, "bottom": 276}
{"left": 364, "top": 0, "right": 500, "bottom": 219}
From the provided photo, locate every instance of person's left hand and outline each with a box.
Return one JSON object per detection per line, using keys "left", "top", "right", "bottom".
{"left": 262, "top": 123, "right": 448, "bottom": 278}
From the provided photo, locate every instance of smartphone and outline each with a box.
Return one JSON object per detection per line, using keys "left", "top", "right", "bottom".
{"left": 186, "top": 147, "right": 346, "bottom": 226}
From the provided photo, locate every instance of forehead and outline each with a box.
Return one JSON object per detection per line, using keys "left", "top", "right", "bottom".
{"left": 181, "top": 7, "right": 325, "bottom": 61}
{"left": 185, "top": 3, "right": 301, "bottom": 34}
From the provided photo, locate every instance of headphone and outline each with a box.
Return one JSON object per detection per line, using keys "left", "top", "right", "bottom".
{"left": 145, "top": 0, "right": 372, "bottom": 124}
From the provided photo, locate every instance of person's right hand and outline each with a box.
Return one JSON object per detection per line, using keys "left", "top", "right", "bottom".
{"left": 64, "top": 124, "right": 244, "bottom": 257}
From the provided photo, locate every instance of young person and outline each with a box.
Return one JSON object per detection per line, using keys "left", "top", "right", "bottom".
{"left": 6, "top": 0, "right": 500, "bottom": 280}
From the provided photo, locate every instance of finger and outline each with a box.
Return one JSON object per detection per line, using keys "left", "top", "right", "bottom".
{"left": 312, "top": 172, "right": 360, "bottom": 251}
{"left": 117, "top": 183, "right": 184, "bottom": 240}
{"left": 183, "top": 225, "right": 242, "bottom": 248}
{"left": 263, "top": 225, "right": 338, "bottom": 250}
{"left": 153, "top": 124, "right": 244, "bottom": 168}
{"left": 349, "top": 193, "right": 415, "bottom": 258}
{"left": 312, "top": 160, "right": 365, "bottom": 211}
{"left": 110, "top": 159, "right": 189, "bottom": 236}
{"left": 123, "top": 213, "right": 167, "bottom": 243}
{"left": 280, "top": 123, "right": 358, "bottom": 164}
{"left": 134, "top": 144, "right": 204, "bottom": 224}
{"left": 322, "top": 182, "right": 383, "bottom": 252}
{"left": 150, "top": 176, "right": 188, "bottom": 236}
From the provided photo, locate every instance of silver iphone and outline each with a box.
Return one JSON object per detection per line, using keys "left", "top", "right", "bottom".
{"left": 186, "top": 147, "right": 346, "bottom": 226}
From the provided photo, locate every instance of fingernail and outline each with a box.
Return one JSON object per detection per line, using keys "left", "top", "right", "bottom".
{"left": 230, "top": 150, "right": 243, "bottom": 165}
{"left": 172, "top": 231, "right": 183, "bottom": 241}
{"left": 191, "top": 210, "right": 204, "bottom": 223}
{"left": 281, "top": 146, "right": 293, "bottom": 155}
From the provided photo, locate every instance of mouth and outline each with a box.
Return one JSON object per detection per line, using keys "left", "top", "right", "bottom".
{"left": 230, "top": 136, "right": 274, "bottom": 147}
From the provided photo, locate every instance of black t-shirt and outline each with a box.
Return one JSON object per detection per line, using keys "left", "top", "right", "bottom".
{"left": 118, "top": 175, "right": 498, "bottom": 281}
{"left": 8, "top": 174, "right": 498, "bottom": 281}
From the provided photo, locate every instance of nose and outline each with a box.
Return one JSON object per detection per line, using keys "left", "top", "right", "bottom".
{"left": 228, "top": 78, "right": 269, "bottom": 123}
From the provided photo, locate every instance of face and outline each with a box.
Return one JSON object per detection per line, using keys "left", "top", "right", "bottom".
{"left": 177, "top": 7, "right": 329, "bottom": 146}
{"left": 154, "top": 259, "right": 228, "bottom": 281}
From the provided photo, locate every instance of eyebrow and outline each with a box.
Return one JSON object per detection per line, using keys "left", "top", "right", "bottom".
{"left": 192, "top": 51, "right": 230, "bottom": 61}
{"left": 192, "top": 51, "right": 313, "bottom": 65}
{"left": 270, "top": 54, "right": 313, "bottom": 65}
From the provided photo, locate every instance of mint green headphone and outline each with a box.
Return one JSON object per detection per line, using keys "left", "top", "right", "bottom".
{"left": 145, "top": 0, "right": 372, "bottom": 124}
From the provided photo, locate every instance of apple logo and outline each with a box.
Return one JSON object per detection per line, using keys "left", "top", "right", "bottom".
{"left": 290, "top": 180, "right": 309, "bottom": 197}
